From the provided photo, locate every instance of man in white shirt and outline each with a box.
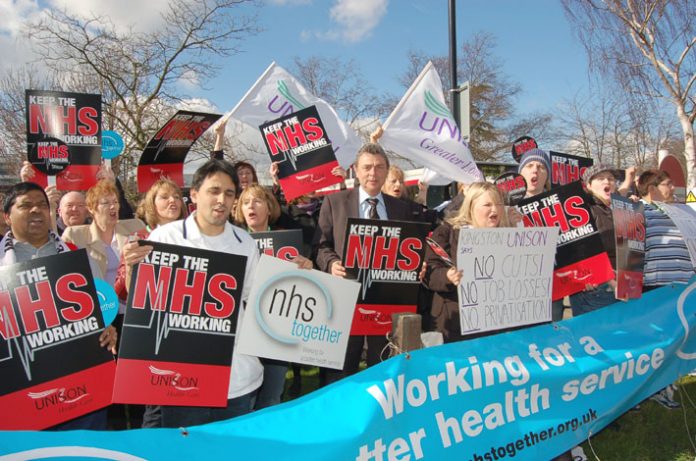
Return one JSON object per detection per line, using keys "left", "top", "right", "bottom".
{"left": 125, "top": 159, "right": 261, "bottom": 427}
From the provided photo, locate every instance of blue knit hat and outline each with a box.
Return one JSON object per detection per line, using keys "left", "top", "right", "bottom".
{"left": 518, "top": 148, "right": 551, "bottom": 174}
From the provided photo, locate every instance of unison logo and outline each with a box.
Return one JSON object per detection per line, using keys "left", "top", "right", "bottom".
{"left": 267, "top": 80, "right": 306, "bottom": 116}
{"left": 419, "top": 90, "right": 468, "bottom": 146}
{"left": 254, "top": 271, "right": 337, "bottom": 345}
{"left": 148, "top": 365, "right": 199, "bottom": 391}
{"left": 27, "top": 385, "right": 89, "bottom": 410}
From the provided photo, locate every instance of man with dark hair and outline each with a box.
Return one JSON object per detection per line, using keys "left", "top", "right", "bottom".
{"left": 315, "top": 144, "right": 412, "bottom": 384}
{"left": 124, "top": 159, "right": 261, "bottom": 427}
{"left": 637, "top": 169, "right": 675, "bottom": 203}
{"left": 1, "top": 182, "right": 117, "bottom": 429}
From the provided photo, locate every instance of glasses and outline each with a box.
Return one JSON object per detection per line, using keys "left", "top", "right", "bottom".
{"left": 63, "top": 204, "right": 86, "bottom": 210}
{"left": 658, "top": 181, "right": 674, "bottom": 188}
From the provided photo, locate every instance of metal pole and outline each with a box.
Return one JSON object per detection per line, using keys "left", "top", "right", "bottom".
{"left": 448, "top": 0, "right": 459, "bottom": 127}
{"left": 448, "top": 0, "right": 460, "bottom": 198}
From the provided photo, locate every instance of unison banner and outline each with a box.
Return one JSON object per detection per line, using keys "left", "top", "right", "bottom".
{"left": 0, "top": 250, "right": 114, "bottom": 430}
{"left": 136, "top": 111, "right": 221, "bottom": 192}
{"left": 341, "top": 218, "right": 429, "bottom": 335}
{"left": 113, "top": 242, "right": 246, "bottom": 407}
{"left": 25, "top": 90, "right": 102, "bottom": 190}
{"left": 2, "top": 279, "right": 695, "bottom": 460}
{"left": 228, "top": 62, "right": 361, "bottom": 169}
{"left": 381, "top": 61, "right": 483, "bottom": 184}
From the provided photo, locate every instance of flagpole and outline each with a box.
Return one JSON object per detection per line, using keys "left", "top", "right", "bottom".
{"left": 226, "top": 62, "right": 276, "bottom": 119}
{"left": 382, "top": 61, "right": 433, "bottom": 130}
{"left": 448, "top": 0, "right": 460, "bottom": 128}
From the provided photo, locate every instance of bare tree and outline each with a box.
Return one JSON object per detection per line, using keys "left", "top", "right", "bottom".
{"left": 22, "top": 0, "right": 259, "bottom": 181}
{"left": 400, "top": 32, "right": 522, "bottom": 161}
{"left": 0, "top": 66, "right": 71, "bottom": 175}
{"left": 292, "top": 56, "right": 392, "bottom": 135}
{"left": 563, "top": 0, "right": 696, "bottom": 187}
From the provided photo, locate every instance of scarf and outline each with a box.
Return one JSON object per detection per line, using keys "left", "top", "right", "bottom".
{"left": 0, "top": 230, "right": 72, "bottom": 266}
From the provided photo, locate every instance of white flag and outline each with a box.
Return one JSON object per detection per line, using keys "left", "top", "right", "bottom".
{"left": 227, "top": 62, "right": 362, "bottom": 168}
{"left": 381, "top": 61, "right": 483, "bottom": 184}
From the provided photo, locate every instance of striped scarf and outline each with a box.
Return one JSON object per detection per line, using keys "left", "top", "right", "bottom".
{"left": 0, "top": 230, "right": 72, "bottom": 266}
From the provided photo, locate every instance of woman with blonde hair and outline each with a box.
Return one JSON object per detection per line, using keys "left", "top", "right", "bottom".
{"left": 234, "top": 184, "right": 311, "bottom": 409}
{"left": 423, "top": 182, "right": 509, "bottom": 343}
{"left": 136, "top": 178, "right": 187, "bottom": 230}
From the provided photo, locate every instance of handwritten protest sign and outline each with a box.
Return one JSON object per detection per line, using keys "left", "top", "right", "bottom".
{"left": 136, "top": 111, "right": 221, "bottom": 192}
{"left": 342, "top": 218, "right": 429, "bottom": 335}
{"left": 0, "top": 250, "right": 114, "bottom": 430}
{"left": 237, "top": 256, "right": 359, "bottom": 369}
{"left": 260, "top": 106, "right": 342, "bottom": 201}
{"left": 456, "top": 227, "right": 557, "bottom": 336}
{"left": 611, "top": 194, "right": 645, "bottom": 299}
{"left": 517, "top": 181, "right": 614, "bottom": 300}
{"left": 113, "top": 241, "right": 246, "bottom": 407}
{"left": 25, "top": 90, "right": 102, "bottom": 190}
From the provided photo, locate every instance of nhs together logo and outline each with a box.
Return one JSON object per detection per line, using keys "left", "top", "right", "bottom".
{"left": 253, "top": 272, "right": 342, "bottom": 347}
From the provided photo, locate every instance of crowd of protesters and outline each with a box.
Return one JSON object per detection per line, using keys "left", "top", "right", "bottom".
{"left": 2, "top": 129, "right": 694, "bottom": 461}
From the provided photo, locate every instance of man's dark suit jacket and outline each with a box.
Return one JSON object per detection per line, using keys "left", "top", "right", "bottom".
{"left": 315, "top": 187, "right": 414, "bottom": 273}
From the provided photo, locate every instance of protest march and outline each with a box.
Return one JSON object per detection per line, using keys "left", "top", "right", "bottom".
{"left": 1, "top": 3, "right": 696, "bottom": 459}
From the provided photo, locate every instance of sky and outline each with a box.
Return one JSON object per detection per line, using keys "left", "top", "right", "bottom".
{"left": 1, "top": 0, "right": 591, "bottom": 120}
{"left": 202, "top": 0, "right": 591, "bottom": 117}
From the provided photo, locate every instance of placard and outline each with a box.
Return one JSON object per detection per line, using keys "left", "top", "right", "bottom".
{"left": 260, "top": 105, "right": 343, "bottom": 201}
{"left": 113, "top": 241, "right": 246, "bottom": 407}
{"left": 516, "top": 181, "right": 614, "bottom": 300}
{"left": 511, "top": 135, "right": 538, "bottom": 163}
{"left": 611, "top": 194, "right": 645, "bottom": 299}
{"left": 0, "top": 250, "right": 114, "bottom": 430}
{"left": 252, "top": 229, "right": 303, "bottom": 261}
{"left": 549, "top": 151, "right": 593, "bottom": 188}
{"left": 656, "top": 203, "right": 696, "bottom": 269}
{"left": 237, "top": 256, "right": 359, "bottom": 369}
{"left": 25, "top": 90, "right": 102, "bottom": 190}
{"left": 136, "top": 111, "right": 221, "bottom": 192}
{"left": 494, "top": 172, "right": 527, "bottom": 205}
{"left": 456, "top": 227, "right": 557, "bottom": 336}
{"left": 341, "top": 218, "right": 429, "bottom": 335}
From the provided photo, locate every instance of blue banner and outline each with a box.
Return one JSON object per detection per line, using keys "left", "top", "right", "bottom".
{"left": 2, "top": 279, "right": 695, "bottom": 460}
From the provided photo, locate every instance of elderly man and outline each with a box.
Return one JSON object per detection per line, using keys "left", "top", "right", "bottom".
{"left": 57, "top": 191, "right": 90, "bottom": 233}
{"left": 1, "top": 182, "right": 116, "bottom": 429}
{"left": 315, "top": 143, "right": 412, "bottom": 385}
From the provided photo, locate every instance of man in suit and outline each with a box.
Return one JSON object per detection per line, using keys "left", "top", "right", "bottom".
{"left": 315, "top": 143, "right": 412, "bottom": 384}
